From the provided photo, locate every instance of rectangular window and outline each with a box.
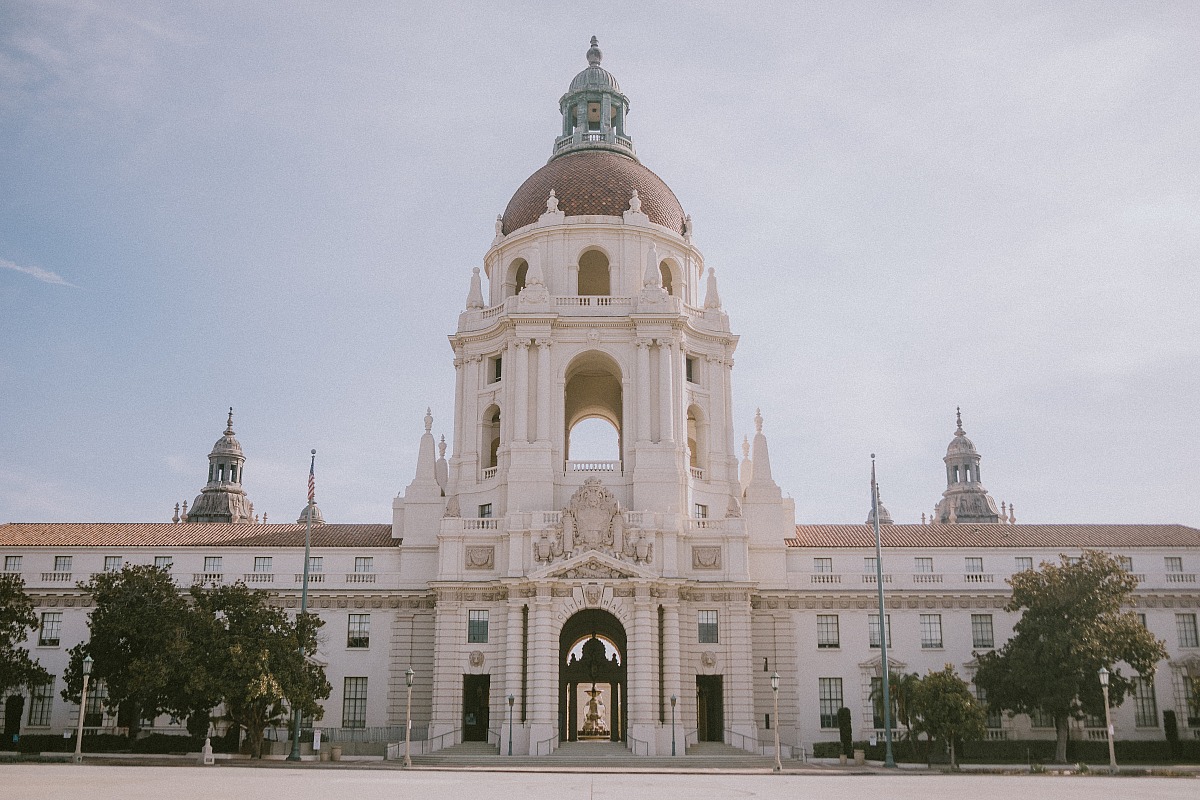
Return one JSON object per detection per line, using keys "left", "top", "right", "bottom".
{"left": 920, "top": 614, "right": 943, "bottom": 649}
{"left": 685, "top": 356, "right": 697, "bottom": 384}
{"left": 1030, "top": 708, "right": 1055, "bottom": 728}
{"left": 971, "top": 614, "right": 995, "bottom": 649}
{"left": 1015, "top": 557, "right": 1033, "bottom": 572}
{"left": 1133, "top": 676, "right": 1158, "bottom": 728}
{"left": 864, "top": 557, "right": 877, "bottom": 573}
{"left": 308, "top": 556, "right": 323, "bottom": 573}
{"left": 103, "top": 556, "right": 122, "bottom": 572}
{"left": 1118, "top": 556, "right": 1133, "bottom": 572}
{"left": 28, "top": 679, "right": 54, "bottom": 726}
{"left": 976, "top": 685, "right": 1002, "bottom": 729}
{"left": 488, "top": 355, "right": 503, "bottom": 384}
{"left": 870, "top": 676, "right": 887, "bottom": 729}
{"left": 693, "top": 503, "right": 708, "bottom": 519}
{"left": 965, "top": 557, "right": 984, "bottom": 573}
{"left": 39, "top": 612, "right": 62, "bottom": 647}
{"left": 478, "top": 503, "right": 492, "bottom": 518}
{"left": 342, "top": 677, "right": 368, "bottom": 728}
{"left": 3, "top": 555, "right": 20, "bottom": 572}
{"left": 914, "top": 557, "right": 933, "bottom": 573}
{"left": 354, "top": 557, "right": 374, "bottom": 573}
{"left": 818, "top": 677, "right": 843, "bottom": 729}
{"left": 347, "top": 614, "right": 370, "bottom": 648}
{"left": 813, "top": 558, "right": 832, "bottom": 574}
{"left": 468, "top": 609, "right": 489, "bottom": 643}
{"left": 1165, "top": 556, "right": 1183, "bottom": 572}
{"left": 203, "top": 556, "right": 222, "bottom": 573}
{"left": 816, "top": 615, "right": 840, "bottom": 649}
{"left": 868, "top": 614, "right": 891, "bottom": 649}
{"left": 85, "top": 679, "right": 107, "bottom": 727}
{"left": 254, "top": 557, "right": 272, "bottom": 573}
{"left": 1177, "top": 613, "right": 1199, "bottom": 648}
{"left": 153, "top": 556, "right": 173, "bottom": 570}
{"left": 698, "top": 610, "right": 719, "bottom": 644}
{"left": 54, "top": 556, "right": 72, "bottom": 573}
{"left": 1138, "top": 613, "right": 1148, "bottom": 628}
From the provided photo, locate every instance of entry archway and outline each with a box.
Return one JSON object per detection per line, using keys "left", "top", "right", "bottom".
{"left": 559, "top": 608, "right": 627, "bottom": 742}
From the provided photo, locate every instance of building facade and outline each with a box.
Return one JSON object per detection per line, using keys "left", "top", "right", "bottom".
{"left": 2, "top": 40, "right": 1199, "bottom": 757}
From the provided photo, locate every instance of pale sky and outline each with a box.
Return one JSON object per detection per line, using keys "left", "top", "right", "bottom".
{"left": 2, "top": 2, "right": 1197, "bottom": 527}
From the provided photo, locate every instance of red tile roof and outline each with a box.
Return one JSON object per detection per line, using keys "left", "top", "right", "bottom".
{"left": 0, "top": 523, "right": 395, "bottom": 548}
{"left": 787, "top": 523, "right": 1200, "bottom": 549}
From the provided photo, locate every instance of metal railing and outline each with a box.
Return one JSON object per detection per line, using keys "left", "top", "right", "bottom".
{"left": 534, "top": 733, "right": 559, "bottom": 755}
{"left": 306, "top": 725, "right": 406, "bottom": 743}
{"left": 627, "top": 733, "right": 650, "bottom": 755}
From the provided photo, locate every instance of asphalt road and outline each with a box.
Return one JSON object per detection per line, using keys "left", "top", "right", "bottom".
{"left": 0, "top": 765, "right": 1197, "bottom": 800}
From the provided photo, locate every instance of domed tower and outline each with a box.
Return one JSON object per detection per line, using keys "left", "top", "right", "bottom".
{"left": 188, "top": 408, "right": 254, "bottom": 524}
{"left": 934, "top": 408, "right": 1000, "bottom": 523}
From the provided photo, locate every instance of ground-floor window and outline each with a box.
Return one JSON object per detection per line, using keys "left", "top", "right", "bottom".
{"left": 342, "top": 677, "right": 367, "bottom": 728}
{"left": 1133, "top": 676, "right": 1158, "bottom": 728}
{"left": 28, "top": 679, "right": 55, "bottom": 726}
{"left": 818, "top": 677, "right": 842, "bottom": 729}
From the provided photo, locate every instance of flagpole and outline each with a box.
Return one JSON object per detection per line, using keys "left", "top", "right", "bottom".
{"left": 872, "top": 454, "right": 896, "bottom": 768}
{"left": 287, "top": 449, "right": 316, "bottom": 763}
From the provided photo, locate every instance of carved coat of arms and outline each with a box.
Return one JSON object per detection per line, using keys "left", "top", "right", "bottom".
{"left": 534, "top": 477, "right": 652, "bottom": 565}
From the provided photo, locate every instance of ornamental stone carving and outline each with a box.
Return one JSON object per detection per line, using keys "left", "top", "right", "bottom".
{"left": 692, "top": 546, "right": 722, "bottom": 570}
{"left": 468, "top": 650, "right": 484, "bottom": 668}
{"left": 701, "top": 651, "right": 717, "bottom": 668}
{"left": 533, "top": 477, "right": 653, "bottom": 565}
{"left": 583, "top": 584, "right": 603, "bottom": 606}
{"left": 465, "top": 546, "right": 495, "bottom": 570}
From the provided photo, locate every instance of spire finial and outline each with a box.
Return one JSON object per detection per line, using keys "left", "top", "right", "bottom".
{"left": 587, "top": 36, "right": 602, "bottom": 66}
{"left": 225, "top": 407, "right": 235, "bottom": 435}
{"left": 172, "top": 502, "right": 180, "bottom": 524}
{"left": 755, "top": 408, "right": 763, "bottom": 434}
{"left": 955, "top": 406, "right": 964, "bottom": 436}
{"left": 438, "top": 434, "right": 447, "bottom": 459}
{"left": 742, "top": 435, "right": 750, "bottom": 459}
{"left": 424, "top": 407, "right": 433, "bottom": 434}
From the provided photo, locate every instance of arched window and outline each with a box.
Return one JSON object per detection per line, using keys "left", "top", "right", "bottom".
{"left": 508, "top": 258, "right": 528, "bottom": 298}
{"left": 578, "top": 250, "right": 610, "bottom": 296}
{"left": 659, "top": 261, "right": 674, "bottom": 296}
{"left": 687, "top": 405, "right": 707, "bottom": 471}
{"left": 564, "top": 351, "right": 623, "bottom": 470}
{"left": 482, "top": 406, "right": 501, "bottom": 470}
{"left": 567, "top": 417, "right": 620, "bottom": 461}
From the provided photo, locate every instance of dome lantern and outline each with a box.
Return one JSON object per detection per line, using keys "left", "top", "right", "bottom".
{"left": 554, "top": 37, "right": 635, "bottom": 160}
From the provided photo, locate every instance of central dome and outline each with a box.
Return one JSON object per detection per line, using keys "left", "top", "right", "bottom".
{"left": 501, "top": 150, "right": 685, "bottom": 235}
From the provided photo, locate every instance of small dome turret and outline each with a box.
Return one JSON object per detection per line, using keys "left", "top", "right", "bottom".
{"left": 934, "top": 408, "right": 1000, "bottom": 524}
{"left": 188, "top": 408, "right": 254, "bottom": 524}
{"left": 554, "top": 37, "right": 635, "bottom": 160}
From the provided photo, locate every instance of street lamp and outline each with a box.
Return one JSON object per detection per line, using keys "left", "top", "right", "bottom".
{"left": 1098, "top": 666, "right": 1117, "bottom": 773}
{"left": 670, "top": 694, "right": 677, "bottom": 756}
{"left": 73, "top": 655, "right": 93, "bottom": 764}
{"left": 507, "top": 694, "right": 515, "bottom": 756}
{"left": 770, "top": 671, "right": 782, "bottom": 773}
{"left": 403, "top": 667, "right": 415, "bottom": 768}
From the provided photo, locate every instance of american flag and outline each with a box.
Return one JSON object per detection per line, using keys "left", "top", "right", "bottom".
{"left": 307, "top": 450, "right": 316, "bottom": 503}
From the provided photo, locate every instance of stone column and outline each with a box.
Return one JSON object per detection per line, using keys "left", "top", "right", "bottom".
{"left": 627, "top": 587, "right": 656, "bottom": 742}
{"left": 575, "top": 99, "right": 587, "bottom": 141}
{"left": 527, "top": 589, "right": 558, "bottom": 747}
{"left": 657, "top": 338, "right": 675, "bottom": 444}
{"left": 503, "top": 597, "right": 525, "bottom": 753}
{"left": 463, "top": 355, "right": 481, "bottom": 475}
{"left": 451, "top": 354, "right": 465, "bottom": 457}
{"left": 536, "top": 339, "right": 552, "bottom": 442}
{"left": 514, "top": 339, "right": 529, "bottom": 443}
{"left": 600, "top": 94, "right": 612, "bottom": 137}
{"left": 636, "top": 339, "right": 651, "bottom": 443}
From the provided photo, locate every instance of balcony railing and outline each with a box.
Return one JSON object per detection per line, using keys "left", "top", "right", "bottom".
{"left": 41, "top": 572, "right": 72, "bottom": 582}
{"left": 192, "top": 572, "right": 223, "bottom": 584}
{"left": 481, "top": 466, "right": 498, "bottom": 480}
{"left": 1166, "top": 573, "right": 1197, "bottom": 583}
{"left": 346, "top": 573, "right": 376, "bottom": 583}
{"left": 912, "top": 573, "right": 944, "bottom": 583}
{"left": 295, "top": 573, "right": 326, "bottom": 583}
{"left": 463, "top": 518, "right": 499, "bottom": 531}
{"left": 810, "top": 574, "right": 841, "bottom": 584}
{"left": 964, "top": 573, "right": 995, "bottom": 583}
{"left": 689, "top": 466, "right": 706, "bottom": 480}
{"left": 245, "top": 573, "right": 274, "bottom": 583}
{"left": 862, "top": 573, "right": 893, "bottom": 584}
{"left": 566, "top": 460, "right": 621, "bottom": 474}
{"left": 688, "top": 518, "right": 722, "bottom": 531}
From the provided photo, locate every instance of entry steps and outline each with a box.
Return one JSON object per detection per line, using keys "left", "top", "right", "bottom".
{"left": 409, "top": 739, "right": 781, "bottom": 769}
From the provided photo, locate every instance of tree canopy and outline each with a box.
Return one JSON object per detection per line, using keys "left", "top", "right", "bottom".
{"left": 910, "top": 664, "right": 986, "bottom": 768}
{"left": 66, "top": 566, "right": 329, "bottom": 755}
{"left": 0, "top": 574, "right": 51, "bottom": 698}
{"left": 974, "top": 550, "right": 1166, "bottom": 763}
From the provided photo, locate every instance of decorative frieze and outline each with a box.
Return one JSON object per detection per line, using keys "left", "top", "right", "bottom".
{"left": 465, "top": 546, "right": 495, "bottom": 570}
{"left": 692, "top": 546, "right": 722, "bottom": 570}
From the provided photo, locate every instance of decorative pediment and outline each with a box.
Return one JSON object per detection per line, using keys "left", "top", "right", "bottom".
{"left": 857, "top": 655, "right": 909, "bottom": 674}
{"left": 531, "top": 550, "right": 655, "bottom": 581}
{"left": 532, "top": 477, "right": 653, "bottom": 567}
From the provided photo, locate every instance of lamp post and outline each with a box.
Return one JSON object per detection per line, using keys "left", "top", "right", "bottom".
{"left": 870, "top": 455, "right": 896, "bottom": 768}
{"left": 1098, "top": 666, "right": 1117, "bottom": 773}
{"left": 73, "top": 655, "right": 93, "bottom": 764}
{"left": 507, "top": 694, "right": 515, "bottom": 756}
{"left": 287, "top": 449, "right": 317, "bottom": 762}
{"left": 670, "top": 694, "right": 677, "bottom": 756}
{"left": 770, "top": 671, "right": 782, "bottom": 772}
{"left": 403, "top": 667, "right": 415, "bottom": 768}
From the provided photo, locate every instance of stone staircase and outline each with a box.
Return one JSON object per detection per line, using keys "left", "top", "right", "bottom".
{"left": 408, "top": 738, "right": 781, "bottom": 769}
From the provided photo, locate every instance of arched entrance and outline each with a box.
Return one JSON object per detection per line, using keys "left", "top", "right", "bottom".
{"left": 559, "top": 608, "right": 627, "bottom": 742}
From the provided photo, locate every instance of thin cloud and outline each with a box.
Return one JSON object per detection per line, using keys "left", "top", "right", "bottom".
{"left": 1, "top": 257, "right": 78, "bottom": 287}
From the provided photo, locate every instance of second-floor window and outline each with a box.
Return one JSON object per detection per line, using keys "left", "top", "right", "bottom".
{"left": 203, "top": 557, "right": 222, "bottom": 573}
{"left": 254, "top": 557, "right": 272, "bottom": 573}
{"left": 816, "top": 615, "right": 839, "bottom": 648}
{"left": 4, "top": 555, "right": 21, "bottom": 572}
{"left": 39, "top": 612, "right": 62, "bottom": 647}
{"left": 965, "top": 557, "right": 984, "bottom": 573}
{"left": 54, "top": 556, "right": 72, "bottom": 573}
{"left": 468, "top": 610, "right": 489, "bottom": 643}
{"left": 698, "top": 610, "right": 719, "bottom": 643}
{"left": 813, "top": 558, "right": 832, "bottom": 573}
{"left": 103, "top": 556, "right": 122, "bottom": 572}
{"left": 154, "top": 556, "right": 173, "bottom": 570}
{"left": 347, "top": 614, "right": 370, "bottom": 648}
{"left": 914, "top": 557, "right": 933, "bottom": 573}
{"left": 920, "top": 614, "right": 943, "bottom": 648}
{"left": 971, "top": 614, "right": 995, "bottom": 648}
{"left": 354, "top": 557, "right": 374, "bottom": 573}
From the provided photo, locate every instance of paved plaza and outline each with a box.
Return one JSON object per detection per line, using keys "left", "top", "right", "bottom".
{"left": 0, "top": 765, "right": 1197, "bottom": 800}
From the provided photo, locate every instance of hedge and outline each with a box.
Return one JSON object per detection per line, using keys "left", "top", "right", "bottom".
{"left": 811, "top": 737, "right": 1200, "bottom": 764}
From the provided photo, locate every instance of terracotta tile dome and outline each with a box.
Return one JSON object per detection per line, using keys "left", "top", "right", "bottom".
{"left": 501, "top": 150, "right": 685, "bottom": 235}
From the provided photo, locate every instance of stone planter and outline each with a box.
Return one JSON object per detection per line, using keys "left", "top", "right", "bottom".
{"left": 853, "top": 748, "right": 865, "bottom": 765}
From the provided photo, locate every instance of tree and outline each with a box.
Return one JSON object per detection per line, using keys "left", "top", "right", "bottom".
{"left": 871, "top": 670, "right": 922, "bottom": 759}
{"left": 189, "top": 583, "right": 330, "bottom": 758}
{"left": 0, "top": 574, "right": 51, "bottom": 698}
{"left": 974, "top": 550, "right": 1167, "bottom": 763}
{"left": 910, "top": 665, "right": 986, "bottom": 768}
{"left": 836, "top": 706, "right": 853, "bottom": 758}
{"left": 64, "top": 565, "right": 195, "bottom": 735}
